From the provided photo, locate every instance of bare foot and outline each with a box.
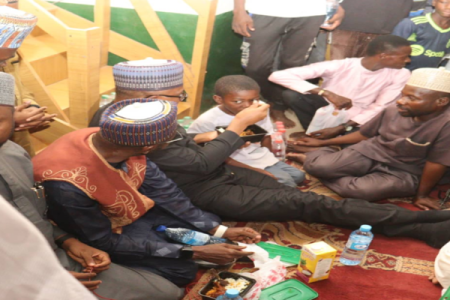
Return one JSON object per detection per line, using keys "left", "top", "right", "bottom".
{"left": 429, "top": 273, "right": 440, "bottom": 285}
{"left": 286, "top": 141, "right": 323, "bottom": 153}
{"left": 286, "top": 153, "right": 306, "bottom": 164}
{"left": 271, "top": 110, "right": 296, "bottom": 128}
{"left": 289, "top": 131, "right": 308, "bottom": 140}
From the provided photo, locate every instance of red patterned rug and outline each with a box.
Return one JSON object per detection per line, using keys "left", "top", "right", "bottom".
{"left": 183, "top": 166, "right": 445, "bottom": 300}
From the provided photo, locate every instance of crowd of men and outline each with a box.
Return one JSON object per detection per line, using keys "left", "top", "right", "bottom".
{"left": 2, "top": 0, "right": 450, "bottom": 298}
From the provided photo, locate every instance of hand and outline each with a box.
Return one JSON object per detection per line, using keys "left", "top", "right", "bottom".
{"left": 14, "top": 102, "right": 56, "bottom": 131}
{"left": 68, "top": 271, "right": 102, "bottom": 291}
{"left": 62, "top": 238, "right": 111, "bottom": 274}
{"left": 232, "top": 11, "right": 254, "bottom": 37}
{"left": 294, "top": 137, "right": 325, "bottom": 147}
{"left": 192, "top": 243, "right": 254, "bottom": 265}
{"left": 309, "top": 126, "right": 344, "bottom": 139}
{"left": 323, "top": 90, "right": 352, "bottom": 110}
{"left": 413, "top": 196, "right": 441, "bottom": 211}
{"left": 233, "top": 101, "right": 270, "bottom": 128}
{"left": 223, "top": 227, "right": 261, "bottom": 244}
{"left": 321, "top": 5, "right": 345, "bottom": 30}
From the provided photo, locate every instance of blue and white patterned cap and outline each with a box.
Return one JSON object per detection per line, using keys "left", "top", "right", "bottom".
{"left": 100, "top": 98, "right": 178, "bottom": 146}
{"left": 113, "top": 58, "right": 184, "bottom": 91}
{"left": 0, "top": 6, "right": 37, "bottom": 49}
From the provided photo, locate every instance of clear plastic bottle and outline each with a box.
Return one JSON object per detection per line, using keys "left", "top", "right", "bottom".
{"left": 271, "top": 132, "right": 286, "bottom": 161}
{"left": 156, "top": 226, "right": 226, "bottom": 246}
{"left": 110, "top": 92, "right": 116, "bottom": 101}
{"left": 278, "top": 128, "right": 287, "bottom": 143}
{"left": 339, "top": 225, "right": 374, "bottom": 266}
{"left": 99, "top": 94, "right": 111, "bottom": 107}
{"left": 322, "top": 0, "right": 339, "bottom": 27}
{"left": 216, "top": 289, "right": 243, "bottom": 300}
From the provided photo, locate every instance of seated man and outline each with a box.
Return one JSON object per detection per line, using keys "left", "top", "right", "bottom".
{"left": 268, "top": 35, "right": 411, "bottom": 140}
{"left": 33, "top": 99, "right": 263, "bottom": 287}
{"left": 293, "top": 68, "right": 450, "bottom": 210}
{"left": 0, "top": 73, "right": 183, "bottom": 300}
{"left": 187, "top": 75, "right": 305, "bottom": 188}
{"left": 88, "top": 58, "right": 450, "bottom": 250}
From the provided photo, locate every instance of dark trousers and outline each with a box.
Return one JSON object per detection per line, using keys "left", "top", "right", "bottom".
{"left": 181, "top": 166, "right": 450, "bottom": 232}
{"left": 112, "top": 206, "right": 198, "bottom": 287}
{"left": 245, "top": 14, "right": 325, "bottom": 110}
{"left": 330, "top": 29, "right": 382, "bottom": 60}
{"left": 281, "top": 90, "right": 329, "bottom": 130}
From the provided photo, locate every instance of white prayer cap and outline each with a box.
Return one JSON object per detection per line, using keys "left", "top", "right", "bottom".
{"left": 407, "top": 68, "right": 450, "bottom": 94}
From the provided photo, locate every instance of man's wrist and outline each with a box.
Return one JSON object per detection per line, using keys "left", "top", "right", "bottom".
{"left": 56, "top": 235, "right": 77, "bottom": 249}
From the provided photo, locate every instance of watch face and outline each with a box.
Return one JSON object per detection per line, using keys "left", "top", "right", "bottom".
{"left": 346, "top": 126, "right": 354, "bottom": 132}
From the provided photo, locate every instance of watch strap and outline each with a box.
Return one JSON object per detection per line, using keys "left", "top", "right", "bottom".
{"left": 213, "top": 225, "right": 228, "bottom": 238}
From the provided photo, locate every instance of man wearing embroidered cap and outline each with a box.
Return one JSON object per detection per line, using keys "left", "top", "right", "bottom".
{"left": 34, "top": 98, "right": 266, "bottom": 286}
{"left": 297, "top": 67, "right": 450, "bottom": 212}
{"left": 0, "top": 4, "right": 56, "bottom": 156}
{"left": 0, "top": 73, "right": 186, "bottom": 299}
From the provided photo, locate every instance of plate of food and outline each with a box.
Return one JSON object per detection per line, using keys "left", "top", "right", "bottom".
{"left": 216, "top": 124, "right": 268, "bottom": 143}
{"left": 199, "top": 271, "right": 256, "bottom": 300}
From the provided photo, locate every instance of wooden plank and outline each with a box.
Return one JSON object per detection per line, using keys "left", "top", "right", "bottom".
{"left": 109, "top": 31, "right": 164, "bottom": 61}
{"left": 95, "top": 0, "right": 111, "bottom": 66}
{"left": 19, "top": 0, "right": 68, "bottom": 45}
{"left": 66, "top": 28, "right": 101, "bottom": 128}
{"left": 18, "top": 50, "right": 70, "bottom": 122}
{"left": 188, "top": 0, "right": 218, "bottom": 118}
{"left": 182, "top": 0, "right": 205, "bottom": 14}
{"left": 31, "top": 118, "right": 78, "bottom": 144}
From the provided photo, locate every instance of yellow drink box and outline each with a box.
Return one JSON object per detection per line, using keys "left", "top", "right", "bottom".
{"left": 298, "top": 241, "right": 337, "bottom": 283}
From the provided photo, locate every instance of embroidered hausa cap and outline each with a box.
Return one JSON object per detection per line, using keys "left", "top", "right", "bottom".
{"left": 100, "top": 98, "right": 178, "bottom": 146}
{"left": 113, "top": 58, "right": 184, "bottom": 91}
{"left": 0, "top": 6, "right": 37, "bottom": 49}
{"left": 407, "top": 67, "right": 450, "bottom": 94}
{"left": 0, "top": 72, "right": 15, "bottom": 106}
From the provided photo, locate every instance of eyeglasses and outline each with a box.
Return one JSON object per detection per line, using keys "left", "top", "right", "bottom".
{"left": 158, "top": 90, "right": 188, "bottom": 102}
{"left": 166, "top": 131, "right": 184, "bottom": 144}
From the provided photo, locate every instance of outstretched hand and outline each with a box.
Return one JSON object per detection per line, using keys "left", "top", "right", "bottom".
{"left": 223, "top": 227, "right": 261, "bottom": 244}
{"left": 293, "top": 137, "right": 325, "bottom": 147}
{"left": 193, "top": 243, "right": 254, "bottom": 265}
{"left": 413, "top": 197, "right": 441, "bottom": 211}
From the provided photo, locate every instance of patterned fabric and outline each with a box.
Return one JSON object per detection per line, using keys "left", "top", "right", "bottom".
{"left": 113, "top": 58, "right": 183, "bottom": 91}
{"left": 32, "top": 128, "right": 154, "bottom": 232}
{"left": 0, "top": 6, "right": 37, "bottom": 49}
{"left": 100, "top": 98, "right": 178, "bottom": 146}
{"left": 0, "top": 72, "right": 14, "bottom": 106}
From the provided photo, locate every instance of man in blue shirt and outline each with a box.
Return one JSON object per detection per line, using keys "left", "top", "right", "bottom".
{"left": 393, "top": 0, "right": 450, "bottom": 70}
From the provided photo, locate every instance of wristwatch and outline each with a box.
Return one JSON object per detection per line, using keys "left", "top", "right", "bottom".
{"left": 180, "top": 245, "right": 194, "bottom": 259}
{"left": 340, "top": 123, "right": 354, "bottom": 132}
{"left": 318, "top": 89, "right": 326, "bottom": 96}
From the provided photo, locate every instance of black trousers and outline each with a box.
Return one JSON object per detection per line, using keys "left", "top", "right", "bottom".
{"left": 281, "top": 90, "right": 329, "bottom": 130}
{"left": 245, "top": 15, "right": 324, "bottom": 110}
{"left": 181, "top": 166, "right": 450, "bottom": 248}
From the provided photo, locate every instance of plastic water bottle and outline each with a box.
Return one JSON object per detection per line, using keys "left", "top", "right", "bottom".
{"left": 322, "top": 0, "right": 339, "bottom": 27}
{"left": 271, "top": 132, "right": 286, "bottom": 161}
{"left": 339, "top": 225, "right": 374, "bottom": 266}
{"left": 183, "top": 116, "right": 193, "bottom": 129}
{"left": 216, "top": 289, "right": 243, "bottom": 300}
{"left": 156, "top": 226, "right": 226, "bottom": 246}
{"left": 99, "top": 94, "right": 111, "bottom": 107}
{"left": 278, "top": 128, "right": 287, "bottom": 143}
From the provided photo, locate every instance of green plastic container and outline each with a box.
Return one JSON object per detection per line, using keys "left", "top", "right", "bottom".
{"left": 440, "top": 288, "right": 450, "bottom": 300}
{"left": 257, "top": 242, "right": 302, "bottom": 265}
{"left": 259, "top": 279, "right": 318, "bottom": 300}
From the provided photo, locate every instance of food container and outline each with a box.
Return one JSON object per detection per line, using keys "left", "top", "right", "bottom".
{"left": 259, "top": 279, "right": 318, "bottom": 300}
{"left": 216, "top": 124, "right": 268, "bottom": 143}
{"left": 198, "top": 271, "right": 257, "bottom": 300}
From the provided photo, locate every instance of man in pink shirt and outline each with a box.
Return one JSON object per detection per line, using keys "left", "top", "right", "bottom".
{"left": 269, "top": 35, "right": 412, "bottom": 140}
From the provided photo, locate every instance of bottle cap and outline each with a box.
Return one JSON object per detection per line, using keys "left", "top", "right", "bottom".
{"left": 184, "top": 116, "right": 191, "bottom": 120}
{"left": 111, "top": 92, "right": 116, "bottom": 96}
{"left": 101, "top": 95, "right": 109, "bottom": 99}
{"left": 177, "top": 119, "right": 184, "bottom": 124}
{"left": 278, "top": 128, "right": 286, "bottom": 133}
{"left": 225, "top": 289, "right": 240, "bottom": 298}
{"left": 155, "top": 225, "right": 167, "bottom": 232}
{"left": 360, "top": 225, "right": 372, "bottom": 232}
{"left": 275, "top": 121, "right": 283, "bottom": 126}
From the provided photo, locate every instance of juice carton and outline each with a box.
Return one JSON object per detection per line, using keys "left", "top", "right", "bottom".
{"left": 298, "top": 241, "right": 337, "bottom": 283}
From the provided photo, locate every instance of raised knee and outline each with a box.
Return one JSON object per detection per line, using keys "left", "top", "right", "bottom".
{"left": 282, "top": 89, "right": 301, "bottom": 105}
{"left": 304, "top": 158, "right": 329, "bottom": 178}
